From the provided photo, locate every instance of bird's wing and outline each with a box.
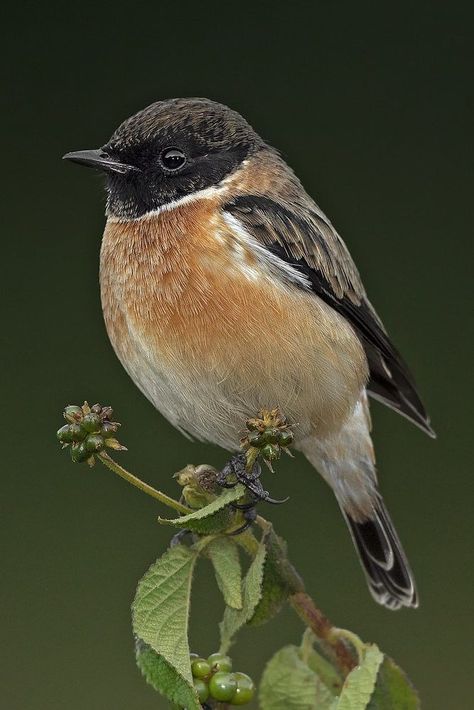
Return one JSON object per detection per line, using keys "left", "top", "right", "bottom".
{"left": 223, "top": 194, "right": 434, "bottom": 437}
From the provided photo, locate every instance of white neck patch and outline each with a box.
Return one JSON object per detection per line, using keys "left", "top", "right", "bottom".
{"left": 107, "top": 160, "right": 249, "bottom": 223}
{"left": 107, "top": 185, "right": 226, "bottom": 223}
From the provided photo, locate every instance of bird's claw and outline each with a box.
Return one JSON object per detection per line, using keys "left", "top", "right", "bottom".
{"left": 228, "top": 505, "right": 257, "bottom": 536}
{"left": 216, "top": 452, "right": 289, "bottom": 535}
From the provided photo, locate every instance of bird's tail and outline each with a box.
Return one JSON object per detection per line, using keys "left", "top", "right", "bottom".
{"left": 340, "top": 497, "right": 418, "bottom": 610}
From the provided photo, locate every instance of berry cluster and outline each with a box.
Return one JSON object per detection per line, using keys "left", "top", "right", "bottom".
{"left": 56, "top": 402, "right": 126, "bottom": 465}
{"left": 188, "top": 652, "right": 255, "bottom": 706}
{"left": 241, "top": 407, "right": 294, "bottom": 467}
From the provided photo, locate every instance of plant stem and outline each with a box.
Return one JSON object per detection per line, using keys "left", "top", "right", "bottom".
{"left": 289, "top": 592, "right": 356, "bottom": 674}
{"left": 97, "top": 452, "right": 191, "bottom": 515}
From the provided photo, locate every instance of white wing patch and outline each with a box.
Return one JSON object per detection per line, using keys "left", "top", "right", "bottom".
{"left": 223, "top": 212, "right": 312, "bottom": 289}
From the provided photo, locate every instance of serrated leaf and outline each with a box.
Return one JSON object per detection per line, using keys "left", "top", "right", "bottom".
{"left": 207, "top": 537, "right": 243, "bottom": 610}
{"left": 158, "top": 484, "right": 246, "bottom": 534}
{"left": 135, "top": 640, "right": 199, "bottom": 709}
{"left": 367, "top": 656, "right": 420, "bottom": 710}
{"left": 259, "top": 645, "right": 334, "bottom": 709}
{"left": 336, "top": 645, "right": 384, "bottom": 710}
{"left": 219, "top": 536, "right": 266, "bottom": 652}
{"left": 132, "top": 543, "right": 200, "bottom": 708}
{"left": 249, "top": 527, "right": 302, "bottom": 626}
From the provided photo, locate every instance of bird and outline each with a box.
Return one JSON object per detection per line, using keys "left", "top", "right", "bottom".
{"left": 63, "top": 97, "right": 434, "bottom": 610}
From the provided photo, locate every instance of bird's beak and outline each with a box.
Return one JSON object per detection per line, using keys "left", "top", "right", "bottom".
{"left": 62, "top": 149, "right": 139, "bottom": 175}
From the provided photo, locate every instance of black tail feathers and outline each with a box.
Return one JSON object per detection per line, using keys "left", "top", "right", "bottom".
{"left": 342, "top": 499, "right": 418, "bottom": 610}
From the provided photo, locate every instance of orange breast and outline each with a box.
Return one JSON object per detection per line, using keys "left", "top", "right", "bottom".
{"left": 100, "top": 197, "right": 368, "bottom": 443}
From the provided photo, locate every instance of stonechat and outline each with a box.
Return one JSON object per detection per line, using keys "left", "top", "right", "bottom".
{"left": 64, "top": 98, "right": 434, "bottom": 609}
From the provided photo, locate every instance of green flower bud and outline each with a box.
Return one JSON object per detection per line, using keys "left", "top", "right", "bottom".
{"left": 56, "top": 424, "right": 74, "bottom": 443}
{"left": 208, "top": 671, "right": 237, "bottom": 702}
{"left": 259, "top": 427, "right": 280, "bottom": 445}
{"left": 278, "top": 429, "right": 294, "bottom": 447}
{"left": 247, "top": 431, "right": 262, "bottom": 446}
{"left": 261, "top": 444, "right": 279, "bottom": 461}
{"left": 82, "top": 413, "right": 101, "bottom": 433}
{"left": 64, "top": 405, "right": 83, "bottom": 423}
{"left": 70, "top": 441, "right": 89, "bottom": 463}
{"left": 100, "top": 421, "right": 118, "bottom": 436}
{"left": 230, "top": 672, "right": 255, "bottom": 705}
{"left": 58, "top": 401, "right": 125, "bottom": 463}
{"left": 69, "top": 423, "right": 86, "bottom": 441}
{"left": 85, "top": 434, "right": 105, "bottom": 453}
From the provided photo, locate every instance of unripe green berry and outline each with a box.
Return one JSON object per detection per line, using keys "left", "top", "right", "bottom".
{"left": 100, "top": 421, "right": 118, "bottom": 436}
{"left": 208, "top": 671, "right": 237, "bottom": 702}
{"left": 82, "top": 413, "right": 101, "bottom": 433}
{"left": 70, "top": 441, "right": 89, "bottom": 463}
{"left": 207, "top": 652, "right": 232, "bottom": 673}
{"left": 56, "top": 424, "right": 74, "bottom": 443}
{"left": 230, "top": 672, "right": 255, "bottom": 705}
{"left": 262, "top": 443, "right": 279, "bottom": 460}
{"left": 278, "top": 429, "right": 294, "bottom": 447}
{"left": 64, "top": 405, "right": 82, "bottom": 423}
{"left": 68, "top": 423, "right": 86, "bottom": 441}
{"left": 191, "top": 658, "right": 211, "bottom": 679}
{"left": 247, "top": 431, "right": 262, "bottom": 446}
{"left": 85, "top": 434, "right": 105, "bottom": 453}
{"left": 193, "top": 678, "right": 209, "bottom": 703}
{"left": 259, "top": 427, "right": 280, "bottom": 444}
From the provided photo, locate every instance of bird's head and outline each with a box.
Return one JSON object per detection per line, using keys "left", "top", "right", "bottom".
{"left": 63, "top": 97, "right": 265, "bottom": 219}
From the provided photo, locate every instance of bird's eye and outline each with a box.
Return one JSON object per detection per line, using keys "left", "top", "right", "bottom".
{"left": 160, "top": 147, "right": 186, "bottom": 171}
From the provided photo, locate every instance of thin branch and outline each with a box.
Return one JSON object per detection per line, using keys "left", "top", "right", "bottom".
{"left": 289, "top": 592, "right": 356, "bottom": 674}
{"left": 98, "top": 452, "right": 191, "bottom": 515}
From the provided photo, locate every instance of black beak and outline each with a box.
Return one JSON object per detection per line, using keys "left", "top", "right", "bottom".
{"left": 62, "top": 149, "right": 139, "bottom": 175}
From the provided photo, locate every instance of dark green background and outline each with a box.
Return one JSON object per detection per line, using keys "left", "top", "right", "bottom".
{"left": 3, "top": 2, "right": 472, "bottom": 708}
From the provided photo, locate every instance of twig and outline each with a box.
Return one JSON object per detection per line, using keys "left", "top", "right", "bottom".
{"left": 289, "top": 592, "right": 356, "bottom": 674}
{"left": 98, "top": 452, "right": 191, "bottom": 515}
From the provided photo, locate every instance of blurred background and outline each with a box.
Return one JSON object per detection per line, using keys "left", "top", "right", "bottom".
{"left": 2, "top": 1, "right": 472, "bottom": 708}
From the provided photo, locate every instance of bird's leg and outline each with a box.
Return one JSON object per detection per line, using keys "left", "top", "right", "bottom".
{"left": 217, "top": 452, "right": 289, "bottom": 505}
{"left": 169, "top": 529, "right": 196, "bottom": 548}
{"left": 228, "top": 505, "right": 258, "bottom": 536}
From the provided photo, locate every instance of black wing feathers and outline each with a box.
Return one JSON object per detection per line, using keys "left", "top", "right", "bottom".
{"left": 225, "top": 194, "right": 434, "bottom": 437}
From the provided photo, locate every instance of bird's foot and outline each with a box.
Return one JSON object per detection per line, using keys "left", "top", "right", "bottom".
{"left": 217, "top": 453, "right": 288, "bottom": 534}
{"left": 217, "top": 452, "right": 287, "bottom": 505}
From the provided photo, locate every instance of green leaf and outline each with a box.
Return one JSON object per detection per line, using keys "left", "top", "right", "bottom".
{"left": 249, "top": 527, "right": 303, "bottom": 626}
{"left": 367, "top": 656, "right": 420, "bottom": 710}
{"left": 336, "top": 644, "right": 384, "bottom": 710}
{"left": 259, "top": 645, "right": 334, "bottom": 709}
{"left": 132, "top": 543, "right": 200, "bottom": 709}
{"left": 135, "top": 640, "right": 200, "bottom": 709}
{"left": 302, "top": 631, "right": 343, "bottom": 696}
{"left": 158, "top": 484, "right": 246, "bottom": 534}
{"left": 219, "top": 535, "right": 266, "bottom": 652}
{"left": 207, "top": 536, "right": 243, "bottom": 610}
